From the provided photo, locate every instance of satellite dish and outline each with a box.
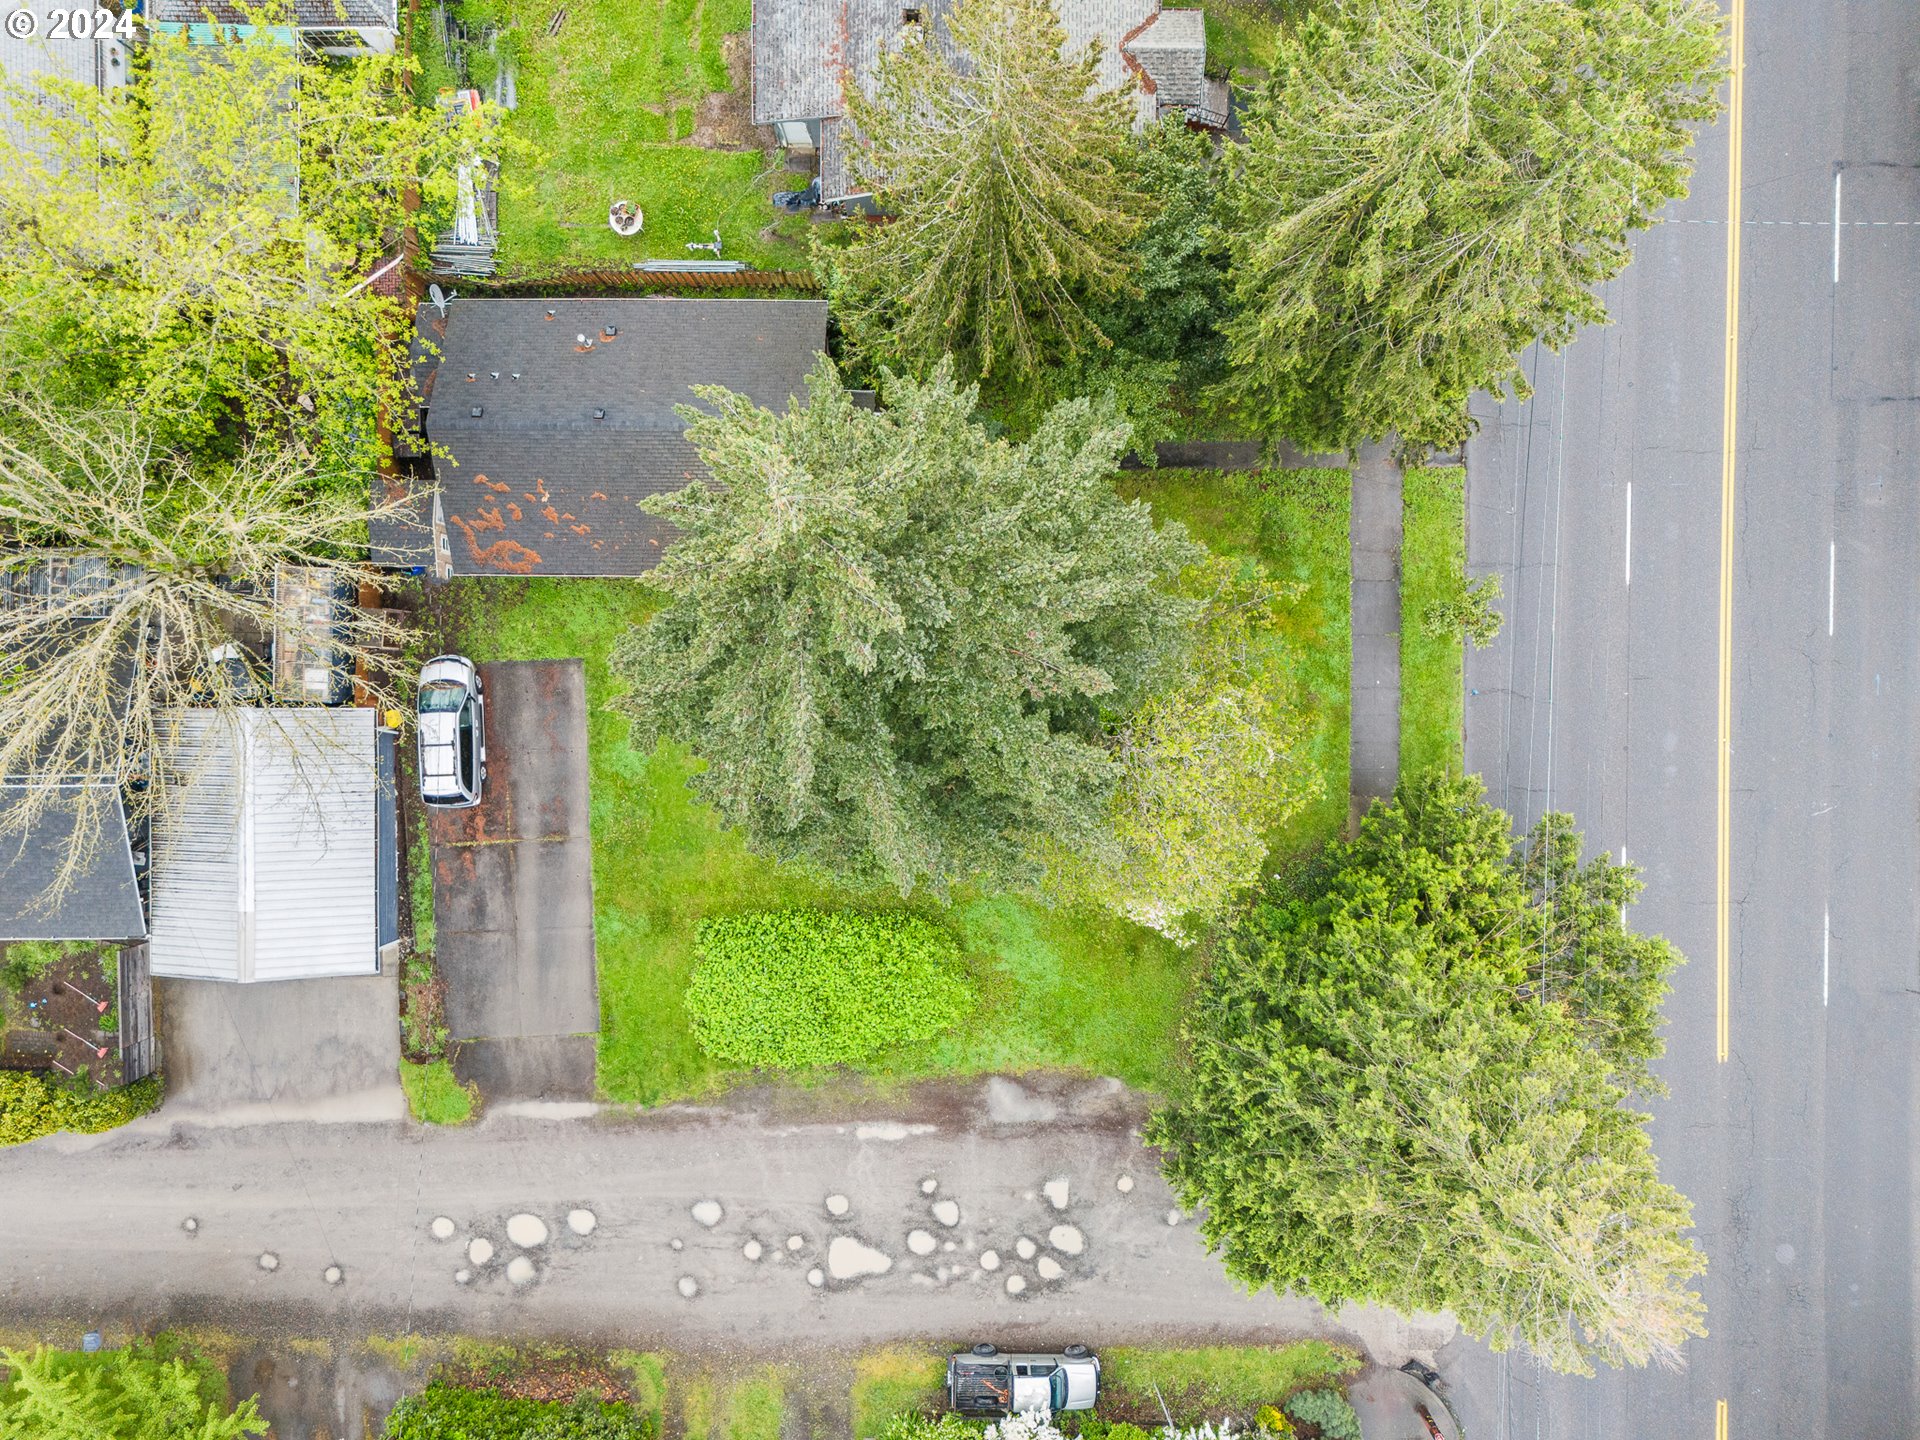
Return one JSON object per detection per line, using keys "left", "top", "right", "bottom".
{"left": 429, "top": 283, "right": 457, "bottom": 316}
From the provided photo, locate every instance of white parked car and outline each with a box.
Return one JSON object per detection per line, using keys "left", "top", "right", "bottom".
{"left": 947, "top": 1344, "right": 1099, "bottom": 1417}
{"left": 416, "top": 655, "right": 486, "bottom": 808}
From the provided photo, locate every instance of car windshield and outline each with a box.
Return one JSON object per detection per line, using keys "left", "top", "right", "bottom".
{"left": 1051, "top": 1370, "right": 1067, "bottom": 1411}
{"left": 420, "top": 681, "right": 465, "bottom": 712}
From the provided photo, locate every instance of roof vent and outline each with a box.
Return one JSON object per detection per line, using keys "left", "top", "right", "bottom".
{"left": 577, "top": 333, "right": 588, "bottom": 344}
{"left": 546, "top": 308, "right": 556, "bottom": 319}
{"left": 592, "top": 408, "right": 606, "bottom": 421}
{"left": 466, "top": 371, "right": 476, "bottom": 381}
{"left": 469, "top": 405, "right": 483, "bottom": 418}
{"left": 490, "top": 371, "right": 500, "bottom": 380}
{"left": 602, "top": 324, "right": 618, "bottom": 338}
{"left": 511, "top": 372, "right": 521, "bottom": 381}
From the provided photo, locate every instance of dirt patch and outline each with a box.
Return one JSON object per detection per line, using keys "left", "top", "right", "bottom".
{"left": 2, "top": 947, "right": 123, "bottom": 1087}
{"left": 400, "top": 963, "right": 450, "bottom": 1063}
{"left": 688, "top": 33, "right": 758, "bottom": 151}
{"left": 443, "top": 1344, "right": 639, "bottom": 1404}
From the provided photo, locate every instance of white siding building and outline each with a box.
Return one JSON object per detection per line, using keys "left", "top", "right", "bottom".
{"left": 150, "top": 708, "right": 383, "bottom": 983}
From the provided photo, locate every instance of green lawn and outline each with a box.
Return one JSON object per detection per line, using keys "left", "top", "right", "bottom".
{"left": 1116, "top": 468, "right": 1353, "bottom": 860}
{"left": 1399, "top": 465, "right": 1466, "bottom": 778}
{"left": 1201, "top": 0, "right": 1306, "bottom": 80}
{"left": 1101, "top": 1343, "right": 1362, "bottom": 1421}
{"left": 851, "top": 1349, "right": 946, "bottom": 1440}
{"left": 440, "top": 474, "right": 1349, "bottom": 1103}
{"left": 441, "top": 578, "right": 1194, "bottom": 1104}
{"left": 435, "top": 0, "right": 814, "bottom": 271}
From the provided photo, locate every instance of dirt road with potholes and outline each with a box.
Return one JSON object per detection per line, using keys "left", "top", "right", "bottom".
{"left": 0, "top": 1074, "right": 1450, "bottom": 1366}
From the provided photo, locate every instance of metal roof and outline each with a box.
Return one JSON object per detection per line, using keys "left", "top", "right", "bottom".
{"left": 0, "top": 0, "right": 130, "bottom": 162}
{"left": 0, "top": 783, "right": 145, "bottom": 943}
{"left": 146, "top": 0, "right": 398, "bottom": 29}
{"left": 417, "top": 297, "right": 828, "bottom": 577}
{"left": 149, "top": 708, "right": 382, "bottom": 983}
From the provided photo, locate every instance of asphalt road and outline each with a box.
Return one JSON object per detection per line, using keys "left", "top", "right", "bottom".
{"left": 0, "top": 1074, "right": 1449, "bottom": 1368}
{"left": 1443, "top": 3, "right": 1920, "bottom": 1436}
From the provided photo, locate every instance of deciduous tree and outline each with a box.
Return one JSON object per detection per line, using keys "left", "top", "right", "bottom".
{"left": 0, "top": 11, "right": 499, "bottom": 473}
{"left": 610, "top": 358, "right": 1203, "bottom": 898}
{"left": 0, "top": 390, "right": 411, "bottom": 905}
{"left": 1217, "top": 0, "right": 1723, "bottom": 451}
{"left": 1148, "top": 771, "right": 1703, "bottom": 1374}
{"left": 823, "top": 0, "right": 1149, "bottom": 382}
{"left": 1043, "top": 554, "right": 1311, "bottom": 939}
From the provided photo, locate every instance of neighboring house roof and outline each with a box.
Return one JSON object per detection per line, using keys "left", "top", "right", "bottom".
{"left": 0, "top": 0, "right": 130, "bottom": 161}
{"left": 147, "top": 0, "right": 399, "bottom": 29}
{"left": 0, "top": 784, "right": 145, "bottom": 943}
{"left": 413, "top": 297, "right": 829, "bottom": 577}
{"left": 149, "top": 707, "right": 384, "bottom": 983}
{"left": 754, "top": 0, "right": 1209, "bottom": 196}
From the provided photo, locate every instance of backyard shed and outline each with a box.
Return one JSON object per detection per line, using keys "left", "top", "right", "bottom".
{"left": 0, "top": 783, "right": 146, "bottom": 944}
{"left": 388, "top": 297, "right": 829, "bottom": 577}
{"left": 149, "top": 707, "right": 399, "bottom": 983}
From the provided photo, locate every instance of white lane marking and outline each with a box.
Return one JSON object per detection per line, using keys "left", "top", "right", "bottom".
{"left": 1833, "top": 170, "right": 1843, "bottom": 284}
{"left": 1823, "top": 907, "right": 1830, "bottom": 1006}
{"left": 1828, "top": 541, "right": 1836, "bottom": 636}
{"left": 1624, "top": 483, "right": 1632, "bottom": 588}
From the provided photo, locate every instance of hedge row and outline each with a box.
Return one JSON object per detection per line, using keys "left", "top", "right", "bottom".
{"left": 0, "top": 1072, "right": 161, "bottom": 1148}
{"left": 685, "top": 909, "right": 973, "bottom": 1069}
{"left": 383, "top": 1383, "right": 657, "bottom": 1440}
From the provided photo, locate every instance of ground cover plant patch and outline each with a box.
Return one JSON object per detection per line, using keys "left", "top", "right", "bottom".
{"left": 399, "top": 1057, "right": 478, "bottom": 1125}
{"left": 1398, "top": 465, "right": 1467, "bottom": 777}
{"left": 1114, "top": 467, "right": 1352, "bottom": 861}
{"left": 436, "top": 0, "right": 814, "bottom": 271}
{"left": 438, "top": 574, "right": 1195, "bottom": 1105}
{"left": 686, "top": 910, "right": 973, "bottom": 1069}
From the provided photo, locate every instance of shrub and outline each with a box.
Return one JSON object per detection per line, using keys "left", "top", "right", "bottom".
{"left": 685, "top": 910, "right": 972, "bottom": 1069}
{"left": 1420, "top": 571, "right": 1503, "bottom": 647}
{"left": 383, "top": 1383, "right": 657, "bottom": 1440}
{"left": 1282, "top": 1389, "right": 1360, "bottom": 1440}
{"left": 0, "top": 1072, "right": 160, "bottom": 1148}
{"left": 399, "top": 1059, "right": 477, "bottom": 1125}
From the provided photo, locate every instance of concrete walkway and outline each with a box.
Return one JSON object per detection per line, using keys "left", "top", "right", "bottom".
{"left": 1349, "top": 444, "right": 1403, "bottom": 830}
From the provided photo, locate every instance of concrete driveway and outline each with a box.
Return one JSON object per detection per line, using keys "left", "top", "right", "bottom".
{"left": 154, "top": 973, "right": 403, "bottom": 1125}
{"left": 429, "top": 659, "right": 598, "bottom": 1101}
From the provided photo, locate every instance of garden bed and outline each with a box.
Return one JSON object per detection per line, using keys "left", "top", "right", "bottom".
{"left": 0, "top": 943, "right": 126, "bottom": 1088}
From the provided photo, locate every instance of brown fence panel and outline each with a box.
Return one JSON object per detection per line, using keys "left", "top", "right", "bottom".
{"left": 427, "top": 267, "right": 822, "bottom": 297}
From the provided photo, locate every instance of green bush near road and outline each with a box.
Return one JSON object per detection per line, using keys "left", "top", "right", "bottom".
{"left": 1284, "top": 1387, "right": 1363, "bottom": 1440}
{"left": 399, "top": 1059, "right": 478, "bottom": 1125}
{"left": 686, "top": 911, "right": 972, "bottom": 1069}
{"left": 0, "top": 1072, "right": 160, "bottom": 1148}
{"left": 383, "top": 1382, "right": 658, "bottom": 1440}
{"left": 1399, "top": 465, "right": 1467, "bottom": 777}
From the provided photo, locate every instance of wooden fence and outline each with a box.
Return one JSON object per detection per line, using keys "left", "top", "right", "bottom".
{"left": 429, "top": 267, "right": 822, "bottom": 296}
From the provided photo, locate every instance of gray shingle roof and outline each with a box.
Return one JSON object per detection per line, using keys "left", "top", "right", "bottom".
{"left": 755, "top": 0, "right": 1203, "bottom": 185}
{"left": 418, "top": 297, "right": 828, "bottom": 577}
{"left": 0, "top": 784, "right": 145, "bottom": 943}
{"left": 147, "top": 0, "right": 397, "bottom": 28}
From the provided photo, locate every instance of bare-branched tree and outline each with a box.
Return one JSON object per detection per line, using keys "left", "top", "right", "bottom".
{"left": 0, "top": 390, "right": 412, "bottom": 908}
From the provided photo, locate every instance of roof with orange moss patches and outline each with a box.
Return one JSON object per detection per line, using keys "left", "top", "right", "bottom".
{"left": 413, "top": 297, "right": 827, "bottom": 576}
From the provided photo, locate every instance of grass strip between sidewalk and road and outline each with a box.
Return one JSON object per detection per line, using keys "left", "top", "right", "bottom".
{"left": 1398, "top": 464, "right": 1467, "bottom": 778}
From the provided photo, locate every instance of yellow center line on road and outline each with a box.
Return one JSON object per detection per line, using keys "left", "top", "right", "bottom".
{"left": 1716, "top": 1397, "right": 1730, "bottom": 1440}
{"left": 1717, "top": 0, "right": 1746, "bottom": 1068}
